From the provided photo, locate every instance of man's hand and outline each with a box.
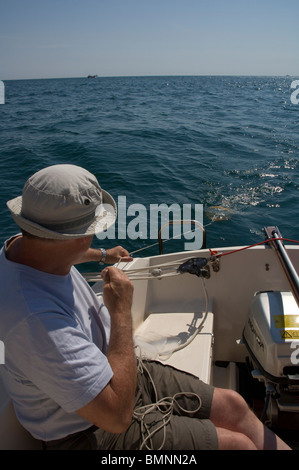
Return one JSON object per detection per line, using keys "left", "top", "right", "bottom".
{"left": 102, "top": 266, "right": 133, "bottom": 318}
{"left": 104, "top": 246, "right": 133, "bottom": 264}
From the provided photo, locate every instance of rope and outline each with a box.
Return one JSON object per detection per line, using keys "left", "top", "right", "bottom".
{"left": 83, "top": 236, "right": 299, "bottom": 284}
{"left": 155, "top": 278, "right": 209, "bottom": 361}
{"left": 133, "top": 357, "right": 202, "bottom": 450}
{"left": 131, "top": 277, "right": 209, "bottom": 449}
{"left": 129, "top": 218, "right": 217, "bottom": 257}
{"left": 118, "top": 236, "right": 299, "bottom": 281}
{"left": 214, "top": 236, "right": 299, "bottom": 259}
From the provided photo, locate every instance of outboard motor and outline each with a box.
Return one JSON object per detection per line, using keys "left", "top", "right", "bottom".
{"left": 243, "top": 291, "right": 299, "bottom": 425}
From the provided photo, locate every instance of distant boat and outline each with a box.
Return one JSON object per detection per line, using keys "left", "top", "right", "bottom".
{"left": 87, "top": 75, "right": 98, "bottom": 78}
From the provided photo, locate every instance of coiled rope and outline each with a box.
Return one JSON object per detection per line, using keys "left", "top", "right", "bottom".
{"left": 132, "top": 356, "right": 202, "bottom": 450}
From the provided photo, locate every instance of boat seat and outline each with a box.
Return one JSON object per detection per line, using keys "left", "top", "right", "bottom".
{"left": 134, "top": 311, "right": 214, "bottom": 384}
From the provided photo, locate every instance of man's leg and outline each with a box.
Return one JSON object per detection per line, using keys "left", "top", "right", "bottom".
{"left": 215, "top": 428, "right": 258, "bottom": 450}
{"left": 210, "top": 388, "right": 291, "bottom": 450}
{"left": 137, "top": 361, "right": 291, "bottom": 450}
{"left": 47, "top": 361, "right": 291, "bottom": 450}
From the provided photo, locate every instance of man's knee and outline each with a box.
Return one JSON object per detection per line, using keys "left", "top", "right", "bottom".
{"left": 216, "top": 427, "right": 257, "bottom": 450}
{"left": 210, "top": 388, "right": 251, "bottom": 426}
{"left": 223, "top": 388, "right": 249, "bottom": 414}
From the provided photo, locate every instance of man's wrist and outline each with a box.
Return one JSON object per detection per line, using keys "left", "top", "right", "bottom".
{"left": 99, "top": 248, "right": 107, "bottom": 265}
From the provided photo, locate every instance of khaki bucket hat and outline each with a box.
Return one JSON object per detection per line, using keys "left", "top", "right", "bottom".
{"left": 6, "top": 164, "right": 117, "bottom": 240}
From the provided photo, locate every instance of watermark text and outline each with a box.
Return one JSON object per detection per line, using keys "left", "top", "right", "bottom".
{"left": 290, "top": 340, "right": 299, "bottom": 365}
{"left": 96, "top": 196, "right": 204, "bottom": 251}
{"left": 0, "top": 341, "right": 4, "bottom": 364}
{"left": 0, "top": 81, "right": 4, "bottom": 104}
{"left": 290, "top": 80, "right": 299, "bottom": 105}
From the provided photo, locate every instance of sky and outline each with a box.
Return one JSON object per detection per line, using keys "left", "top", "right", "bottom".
{"left": 0, "top": 0, "right": 299, "bottom": 80}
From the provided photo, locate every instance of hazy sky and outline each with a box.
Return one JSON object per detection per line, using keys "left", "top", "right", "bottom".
{"left": 1, "top": 0, "right": 298, "bottom": 80}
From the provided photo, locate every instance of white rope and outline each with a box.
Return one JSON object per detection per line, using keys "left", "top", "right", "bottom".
{"left": 155, "top": 278, "right": 209, "bottom": 360}
{"left": 133, "top": 357, "right": 202, "bottom": 450}
{"left": 82, "top": 256, "right": 193, "bottom": 282}
{"left": 120, "top": 257, "right": 190, "bottom": 273}
{"left": 82, "top": 218, "right": 216, "bottom": 283}
{"left": 131, "top": 277, "right": 210, "bottom": 449}
{"left": 84, "top": 262, "right": 210, "bottom": 361}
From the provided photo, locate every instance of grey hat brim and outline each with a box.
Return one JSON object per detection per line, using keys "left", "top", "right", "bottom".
{"left": 7, "top": 189, "right": 117, "bottom": 240}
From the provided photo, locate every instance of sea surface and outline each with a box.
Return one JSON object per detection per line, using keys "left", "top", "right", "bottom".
{"left": 0, "top": 75, "right": 298, "bottom": 261}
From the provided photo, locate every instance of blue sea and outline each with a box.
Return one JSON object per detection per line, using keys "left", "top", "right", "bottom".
{"left": 0, "top": 75, "right": 298, "bottom": 259}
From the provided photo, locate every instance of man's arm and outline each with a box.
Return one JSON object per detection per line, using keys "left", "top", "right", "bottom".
{"left": 76, "top": 267, "right": 137, "bottom": 433}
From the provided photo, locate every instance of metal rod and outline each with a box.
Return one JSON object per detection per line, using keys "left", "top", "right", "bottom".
{"left": 264, "top": 226, "right": 299, "bottom": 308}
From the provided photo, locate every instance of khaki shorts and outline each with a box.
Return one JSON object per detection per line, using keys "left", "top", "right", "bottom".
{"left": 43, "top": 360, "right": 218, "bottom": 450}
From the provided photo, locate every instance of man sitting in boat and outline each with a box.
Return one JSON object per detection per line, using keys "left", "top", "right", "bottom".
{"left": 0, "top": 164, "right": 291, "bottom": 450}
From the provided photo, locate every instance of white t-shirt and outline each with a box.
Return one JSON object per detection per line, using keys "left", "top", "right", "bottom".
{"left": 0, "top": 237, "right": 113, "bottom": 441}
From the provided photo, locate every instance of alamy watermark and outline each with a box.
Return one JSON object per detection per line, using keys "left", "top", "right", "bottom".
{"left": 0, "top": 80, "right": 4, "bottom": 104}
{"left": 290, "top": 80, "right": 299, "bottom": 105}
{"left": 0, "top": 341, "right": 4, "bottom": 364}
{"left": 95, "top": 196, "right": 204, "bottom": 251}
{"left": 290, "top": 340, "right": 299, "bottom": 365}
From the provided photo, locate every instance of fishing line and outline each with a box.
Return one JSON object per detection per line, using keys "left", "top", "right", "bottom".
{"left": 128, "top": 216, "right": 218, "bottom": 257}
